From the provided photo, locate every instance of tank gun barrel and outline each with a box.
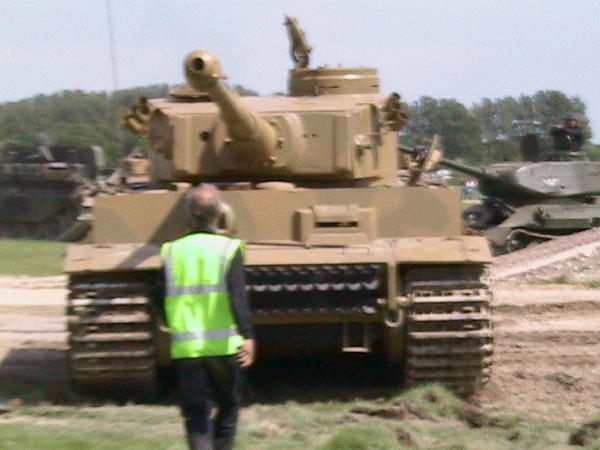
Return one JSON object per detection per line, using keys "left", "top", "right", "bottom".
{"left": 400, "top": 146, "right": 499, "bottom": 182}
{"left": 184, "top": 50, "right": 279, "bottom": 166}
{"left": 437, "top": 158, "right": 498, "bottom": 181}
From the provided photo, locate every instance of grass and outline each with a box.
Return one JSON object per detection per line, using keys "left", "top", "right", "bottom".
{"left": 545, "top": 274, "right": 571, "bottom": 284}
{"left": 0, "top": 239, "right": 67, "bottom": 276}
{"left": 1, "top": 383, "right": 584, "bottom": 449}
{"left": 528, "top": 275, "right": 600, "bottom": 289}
{"left": 528, "top": 274, "right": 572, "bottom": 285}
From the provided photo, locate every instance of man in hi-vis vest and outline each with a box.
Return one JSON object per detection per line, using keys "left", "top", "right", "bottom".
{"left": 161, "top": 184, "right": 255, "bottom": 450}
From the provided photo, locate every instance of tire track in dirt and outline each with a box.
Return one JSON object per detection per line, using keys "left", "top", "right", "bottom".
{"left": 480, "top": 284, "right": 600, "bottom": 421}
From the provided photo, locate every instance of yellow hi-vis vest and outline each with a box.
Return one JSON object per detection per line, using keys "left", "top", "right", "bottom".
{"left": 160, "top": 233, "right": 245, "bottom": 359}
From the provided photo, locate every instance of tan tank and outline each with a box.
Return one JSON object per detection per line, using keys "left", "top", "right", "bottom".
{"left": 65, "top": 17, "right": 493, "bottom": 399}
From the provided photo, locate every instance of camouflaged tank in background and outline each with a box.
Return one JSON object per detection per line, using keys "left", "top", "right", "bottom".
{"left": 440, "top": 131, "right": 600, "bottom": 252}
{"left": 0, "top": 142, "right": 105, "bottom": 240}
{"left": 64, "top": 16, "right": 494, "bottom": 400}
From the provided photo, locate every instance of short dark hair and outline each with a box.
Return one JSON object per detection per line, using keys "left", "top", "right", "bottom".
{"left": 184, "top": 184, "right": 223, "bottom": 228}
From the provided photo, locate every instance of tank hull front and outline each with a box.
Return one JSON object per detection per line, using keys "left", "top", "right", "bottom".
{"left": 65, "top": 185, "right": 493, "bottom": 398}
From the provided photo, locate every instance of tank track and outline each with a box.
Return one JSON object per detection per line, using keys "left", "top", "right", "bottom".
{"left": 67, "top": 272, "right": 158, "bottom": 400}
{"left": 0, "top": 206, "right": 79, "bottom": 240}
{"left": 405, "top": 265, "right": 493, "bottom": 395}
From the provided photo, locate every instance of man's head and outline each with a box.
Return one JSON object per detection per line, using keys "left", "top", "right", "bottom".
{"left": 564, "top": 114, "right": 579, "bottom": 128}
{"left": 184, "top": 184, "right": 224, "bottom": 229}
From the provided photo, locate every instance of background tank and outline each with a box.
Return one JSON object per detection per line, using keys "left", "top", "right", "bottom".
{"left": 0, "top": 141, "right": 104, "bottom": 240}
{"left": 438, "top": 133, "right": 600, "bottom": 252}
{"left": 64, "top": 17, "right": 493, "bottom": 399}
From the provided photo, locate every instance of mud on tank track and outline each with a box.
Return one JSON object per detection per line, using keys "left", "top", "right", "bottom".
{"left": 404, "top": 265, "right": 493, "bottom": 395}
{"left": 67, "top": 272, "right": 159, "bottom": 400}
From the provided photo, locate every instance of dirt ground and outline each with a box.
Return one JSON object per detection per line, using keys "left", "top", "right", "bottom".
{"left": 0, "top": 278, "right": 598, "bottom": 422}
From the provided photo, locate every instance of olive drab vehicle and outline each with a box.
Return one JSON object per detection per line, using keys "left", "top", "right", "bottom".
{"left": 438, "top": 125, "right": 600, "bottom": 252}
{"left": 0, "top": 142, "right": 105, "bottom": 240}
{"left": 65, "top": 17, "right": 494, "bottom": 399}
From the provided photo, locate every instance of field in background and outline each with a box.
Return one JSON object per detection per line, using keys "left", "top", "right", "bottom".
{"left": 0, "top": 239, "right": 66, "bottom": 276}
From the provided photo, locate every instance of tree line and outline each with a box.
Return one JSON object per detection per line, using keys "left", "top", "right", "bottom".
{"left": 402, "top": 90, "right": 597, "bottom": 163}
{"left": 0, "top": 86, "right": 597, "bottom": 166}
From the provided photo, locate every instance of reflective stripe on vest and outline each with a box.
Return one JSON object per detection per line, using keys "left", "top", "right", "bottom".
{"left": 161, "top": 234, "right": 244, "bottom": 358}
{"left": 171, "top": 328, "right": 240, "bottom": 342}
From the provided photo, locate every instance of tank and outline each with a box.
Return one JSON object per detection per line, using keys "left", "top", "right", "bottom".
{"left": 64, "top": 17, "right": 493, "bottom": 399}
{"left": 436, "top": 134, "right": 600, "bottom": 252}
{"left": 0, "top": 142, "right": 105, "bottom": 240}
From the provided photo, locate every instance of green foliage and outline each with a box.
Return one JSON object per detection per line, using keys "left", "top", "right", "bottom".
{"left": 584, "top": 279, "right": 600, "bottom": 288}
{"left": 318, "top": 425, "right": 398, "bottom": 449}
{"left": 402, "top": 90, "right": 591, "bottom": 165}
{"left": 0, "top": 239, "right": 66, "bottom": 276}
{"left": 0, "top": 83, "right": 268, "bottom": 165}
{"left": 528, "top": 274, "right": 572, "bottom": 285}
{"left": 469, "top": 90, "right": 591, "bottom": 164}
{"left": 0, "top": 420, "right": 183, "bottom": 450}
{"left": 403, "top": 96, "right": 481, "bottom": 160}
{"left": 0, "top": 87, "right": 592, "bottom": 166}
{"left": 548, "top": 275, "right": 571, "bottom": 284}
{"left": 0, "top": 86, "right": 169, "bottom": 165}
{"left": 584, "top": 142, "right": 600, "bottom": 161}
{"left": 0, "top": 381, "right": 593, "bottom": 449}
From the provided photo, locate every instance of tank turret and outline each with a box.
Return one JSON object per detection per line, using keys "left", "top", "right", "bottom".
{"left": 439, "top": 157, "right": 600, "bottom": 200}
{"left": 146, "top": 44, "right": 407, "bottom": 184}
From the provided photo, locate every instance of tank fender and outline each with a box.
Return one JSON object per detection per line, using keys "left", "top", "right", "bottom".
{"left": 391, "top": 236, "right": 492, "bottom": 264}
{"left": 64, "top": 243, "right": 162, "bottom": 273}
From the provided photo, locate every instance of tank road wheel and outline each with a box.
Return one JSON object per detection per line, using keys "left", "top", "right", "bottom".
{"left": 67, "top": 273, "right": 159, "bottom": 401}
{"left": 404, "top": 265, "right": 493, "bottom": 396}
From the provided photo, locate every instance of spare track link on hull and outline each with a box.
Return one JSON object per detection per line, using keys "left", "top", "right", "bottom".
{"left": 67, "top": 273, "right": 158, "bottom": 400}
{"left": 405, "top": 265, "right": 493, "bottom": 395}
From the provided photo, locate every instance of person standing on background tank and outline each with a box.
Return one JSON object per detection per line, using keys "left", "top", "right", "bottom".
{"left": 160, "top": 184, "right": 255, "bottom": 450}
{"left": 550, "top": 115, "right": 584, "bottom": 152}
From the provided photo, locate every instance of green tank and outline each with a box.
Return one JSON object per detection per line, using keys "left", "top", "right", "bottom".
{"left": 438, "top": 134, "right": 600, "bottom": 252}
{"left": 64, "top": 16, "right": 493, "bottom": 399}
{"left": 0, "top": 142, "right": 104, "bottom": 240}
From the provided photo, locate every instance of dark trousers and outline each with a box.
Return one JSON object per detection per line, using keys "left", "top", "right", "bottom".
{"left": 174, "top": 356, "right": 241, "bottom": 450}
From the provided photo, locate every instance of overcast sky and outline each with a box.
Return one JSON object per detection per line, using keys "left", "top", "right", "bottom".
{"left": 3, "top": 0, "right": 600, "bottom": 142}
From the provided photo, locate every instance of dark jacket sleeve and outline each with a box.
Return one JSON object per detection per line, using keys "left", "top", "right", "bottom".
{"left": 154, "top": 268, "right": 166, "bottom": 322}
{"left": 226, "top": 248, "right": 254, "bottom": 339}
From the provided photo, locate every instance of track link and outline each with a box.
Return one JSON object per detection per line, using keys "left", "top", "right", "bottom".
{"left": 405, "top": 266, "right": 493, "bottom": 395}
{"left": 67, "top": 273, "right": 158, "bottom": 400}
